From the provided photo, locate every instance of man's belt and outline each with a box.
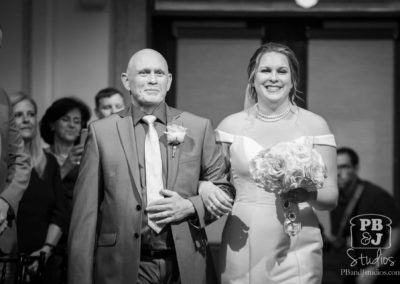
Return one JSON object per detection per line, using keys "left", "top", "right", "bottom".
{"left": 140, "top": 249, "right": 175, "bottom": 260}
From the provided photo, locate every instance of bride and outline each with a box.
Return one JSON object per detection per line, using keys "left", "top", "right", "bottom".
{"left": 200, "top": 42, "right": 338, "bottom": 284}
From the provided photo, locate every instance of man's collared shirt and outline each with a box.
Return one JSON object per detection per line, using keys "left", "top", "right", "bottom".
{"left": 131, "top": 102, "right": 174, "bottom": 251}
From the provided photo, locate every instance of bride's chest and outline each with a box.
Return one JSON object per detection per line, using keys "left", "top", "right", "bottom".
{"left": 228, "top": 135, "right": 313, "bottom": 177}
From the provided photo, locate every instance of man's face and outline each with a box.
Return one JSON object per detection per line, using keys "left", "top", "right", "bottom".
{"left": 337, "top": 153, "right": 358, "bottom": 190}
{"left": 121, "top": 50, "right": 172, "bottom": 108}
{"left": 96, "top": 93, "right": 125, "bottom": 119}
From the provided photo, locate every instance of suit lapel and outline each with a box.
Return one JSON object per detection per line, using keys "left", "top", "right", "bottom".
{"left": 116, "top": 115, "right": 142, "bottom": 201}
{"left": 166, "top": 105, "right": 184, "bottom": 190}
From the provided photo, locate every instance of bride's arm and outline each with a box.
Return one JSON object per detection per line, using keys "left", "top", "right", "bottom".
{"left": 302, "top": 110, "right": 338, "bottom": 210}
{"left": 284, "top": 110, "right": 338, "bottom": 210}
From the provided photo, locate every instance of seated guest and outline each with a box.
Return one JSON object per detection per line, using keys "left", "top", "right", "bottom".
{"left": 94, "top": 87, "right": 125, "bottom": 119}
{"left": 10, "top": 92, "right": 68, "bottom": 283}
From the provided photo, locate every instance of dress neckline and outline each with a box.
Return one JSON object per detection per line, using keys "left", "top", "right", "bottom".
{"left": 216, "top": 129, "right": 336, "bottom": 150}
{"left": 240, "top": 135, "right": 308, "bottom": 151}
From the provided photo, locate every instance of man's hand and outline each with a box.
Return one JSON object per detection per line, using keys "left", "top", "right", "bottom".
{"left": 146, "top": 189, "right": 195, "bottom": 225}
{"left": 0, "top": 199, "right": 10, "bottom": 235}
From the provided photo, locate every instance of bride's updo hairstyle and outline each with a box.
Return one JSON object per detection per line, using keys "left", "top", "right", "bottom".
{"left": 244, "top": 42, "right": 300, "bottom": 109}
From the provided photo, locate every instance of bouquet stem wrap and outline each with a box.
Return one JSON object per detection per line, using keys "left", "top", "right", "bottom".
{"left": 282, "top": 198, "right": 301, "bottom": 236}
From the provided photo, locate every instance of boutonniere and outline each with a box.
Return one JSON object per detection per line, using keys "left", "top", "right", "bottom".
{"left": 165, "top": 124, "right": 187, "bottom": 158}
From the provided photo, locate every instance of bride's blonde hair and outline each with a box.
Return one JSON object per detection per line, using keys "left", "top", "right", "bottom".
{"left": 244, "top": 42, "right": 301, "bottom": 109}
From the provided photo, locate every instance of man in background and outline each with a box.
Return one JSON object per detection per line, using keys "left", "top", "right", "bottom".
{"left": 94, "top": 87, "right": 125, "bottom": 119}
{"left": 329, "top": 147, "right": 400, "bottom": 284}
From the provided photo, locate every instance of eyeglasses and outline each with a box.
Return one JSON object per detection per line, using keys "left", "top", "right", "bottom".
{"left": 337, "top": 164, "right": 354, "bottom": 170}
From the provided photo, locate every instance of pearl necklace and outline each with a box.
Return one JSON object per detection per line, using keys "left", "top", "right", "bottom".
{"left": 255, "top": 103, "right": 292, "bottom": 122}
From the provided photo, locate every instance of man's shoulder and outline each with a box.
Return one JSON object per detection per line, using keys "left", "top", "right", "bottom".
{"left": 358, "top": 179, "right": 400, "bottom": 223}
{"left": 359, "top": 179, "right": 394, "bottom": 203}
{"left": 360, "top": 180, "right": 387, "bottom": 195}
{"left": 180, "top": 110, "right": 208, "bottom": 123}
{"left": 168, "top": 106, "right": 210, "bottom": 125}
{"left": 89, "top": 114, "right": 121, "bottom": 131}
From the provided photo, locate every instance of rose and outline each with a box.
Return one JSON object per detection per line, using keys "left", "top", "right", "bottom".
{"left": 165, "top": 124, "right": 186, "bottom": 145}
{"left": 302, "top": 149, "right": 327, "bottom": 189}
{"left": 165, "top": 124, "right": 187, "bottom": 157}
{"left": 290, "top": 143, "right": 311, "bottom": 164}
{"left": 283, "top": 168, "right": 306, "bottom": 192}
{"left": 261, "top": 153, "right": 286, "bottom": 180}
{"left": 250, "top": 150, "right": 286, "bottom": 193}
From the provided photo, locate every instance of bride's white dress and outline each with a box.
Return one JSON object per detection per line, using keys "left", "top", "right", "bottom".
{"left": 217, "top": 130, "right": 336, "bottom": 284}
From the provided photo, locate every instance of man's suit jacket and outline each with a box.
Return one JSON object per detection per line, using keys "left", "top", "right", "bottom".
{"left": 68, "top": 104, "right": 231, "bottom": 284}
{"left": 0, "top": 89, "right": 31, "bottom": 253}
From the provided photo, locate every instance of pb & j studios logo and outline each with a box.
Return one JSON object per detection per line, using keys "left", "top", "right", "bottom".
{"left": 346, "top": 214, "right": 395, "bottom": 267}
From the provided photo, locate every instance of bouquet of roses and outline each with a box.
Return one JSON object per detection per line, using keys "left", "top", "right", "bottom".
{"left": 249, "top": 137, "right": 327, "bottom": 236}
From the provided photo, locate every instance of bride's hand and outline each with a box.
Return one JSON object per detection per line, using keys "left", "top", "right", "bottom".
{"left": 281, "top": 188, "right": 317, "bottom": 203}
{"left": 199, "top": 181, "right": 233, "bottom": 218}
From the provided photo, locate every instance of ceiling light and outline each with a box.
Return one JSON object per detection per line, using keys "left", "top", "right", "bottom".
{"left": 295, "top": 0, "right": 318, "bottom": 9}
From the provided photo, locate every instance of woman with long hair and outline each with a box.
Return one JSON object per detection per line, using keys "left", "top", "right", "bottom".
{"left": 10, "top": 92, "right": 68, "bottom": 283}
{"left": 200, "top": 43, "right": 338, "bottom": 283}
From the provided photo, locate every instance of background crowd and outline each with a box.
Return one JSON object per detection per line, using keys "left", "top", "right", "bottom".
{"left": 1, "top": 69, "right": 126, "bottom": 283}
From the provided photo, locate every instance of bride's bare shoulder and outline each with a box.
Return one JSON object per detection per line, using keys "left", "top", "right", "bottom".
{"left": 217, "top": 111, "right": 252, "bottom": 135}
{"left": 296, "top": 107, "right": 332, "bottom": 136}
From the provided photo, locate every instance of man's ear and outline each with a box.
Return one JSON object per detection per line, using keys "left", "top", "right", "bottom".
{"left": 167, "top": 73, "right": 173, "bottom": 91}
{"left": 121, "top": 73, "right": 130, "bottom": 91}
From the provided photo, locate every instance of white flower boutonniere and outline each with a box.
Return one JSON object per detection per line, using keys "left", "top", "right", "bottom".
{"left": 165, "top": 124, "right": 187, "bottom": 158}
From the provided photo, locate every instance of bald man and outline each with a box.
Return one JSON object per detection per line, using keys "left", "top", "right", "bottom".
{"left": 68, "top": 49, "right": 232, "bottom": 284}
